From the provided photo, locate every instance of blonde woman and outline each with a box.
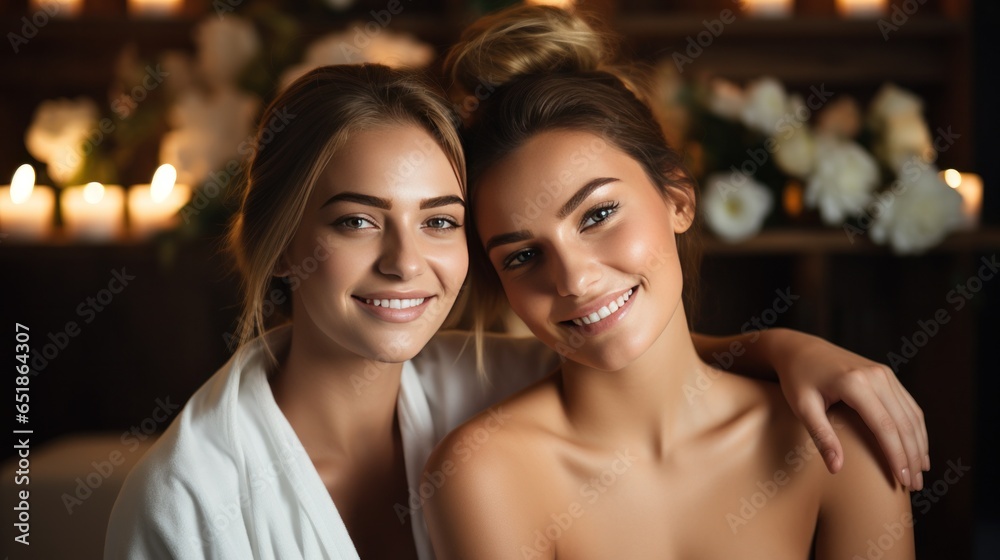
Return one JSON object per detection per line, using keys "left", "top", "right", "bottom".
{"left": 425, "top": 6, "right": 916, "bottom": 559}
{"left": 106, "top": 64, "right": 925, "bottom": 559}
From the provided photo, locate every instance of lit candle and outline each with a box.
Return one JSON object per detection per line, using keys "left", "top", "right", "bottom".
{"left": 742, "top": 0, "right": 794, "bottom": 18}
{"left": 942, "top": 169, "right": 983, "bottom": 230}
{"left": 29, "top": 0, "right": 83, "bottom": 18}
{"left": 62, "top": 182, "right": 125, "bottom": 241}
{"left": 128, "top": 164, "right": 191, "bottom": 239}
{"left": 0, "top": 165, "right": 55, "bottom": 241}
{"left": 836, "top": 0, "right": 887, "bottom": 18}
{"left": 127, "top": 0, "right": 184, "bottom": 17}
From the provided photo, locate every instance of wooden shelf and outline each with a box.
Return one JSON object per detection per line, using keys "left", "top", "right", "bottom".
{"left": 701, "top": 227, "right": 1000, "bottom": 255}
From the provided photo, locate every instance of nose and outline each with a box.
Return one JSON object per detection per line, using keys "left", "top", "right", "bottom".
{"left": 551, "top": 245, "right": 601, "bottom": 298}
{"left": 377, "top": 225, "right": 427, "bottom": 280}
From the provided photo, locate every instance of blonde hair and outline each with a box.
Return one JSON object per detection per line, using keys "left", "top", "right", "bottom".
{"left": 227, "top": 64, "right": 465, "bottom": 365}
{"left": 443, "top": 5, "right": 700, "bottom": 376}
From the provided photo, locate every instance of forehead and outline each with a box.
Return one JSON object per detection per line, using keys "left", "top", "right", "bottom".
{"left": 314, "top": 124, "right": 462, "bottom": 204}
{"left": 474, "top": 129, "right": 647, "bottom": 214}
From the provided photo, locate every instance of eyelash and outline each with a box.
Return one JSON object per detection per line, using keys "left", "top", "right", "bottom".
{"left": 332, "top": 215, "right": 462, "bottom": 231}
{"left": 501, "top": 201, "right": 620, "bottom": 271}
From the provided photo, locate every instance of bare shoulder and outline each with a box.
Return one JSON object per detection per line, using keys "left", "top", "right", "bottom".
{"left": 422, "top": 376, "right": 565, "bottom": 560}
{"left": 813, "top": 404, "right": 914, "bottom": 559}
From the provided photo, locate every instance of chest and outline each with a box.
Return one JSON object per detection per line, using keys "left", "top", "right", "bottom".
{"left": 532, "top": 446, "right": 824, "bottom": 560}
{"left": 315, "top": 454, "right": 420, "bottom": 560}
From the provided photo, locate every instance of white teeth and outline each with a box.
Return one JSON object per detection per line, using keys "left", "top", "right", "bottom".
{"left": 364, "top": 298, "right": 426, "bottom": 309}
{"left": 569, "top": 288, "right": 635, "bottom": 327}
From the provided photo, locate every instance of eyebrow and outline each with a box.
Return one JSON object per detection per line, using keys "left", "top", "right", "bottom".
{"left": 319, "top": 192, "right": 465, "bottom": 210}
{"left": 484, "top": 177, "right": 620, "bottom": 254}
{"left": 485, "top": 230, "right": 533, "bottom": 254}
{"left": 556, "top": 177, "right": 619, "bottom": 219}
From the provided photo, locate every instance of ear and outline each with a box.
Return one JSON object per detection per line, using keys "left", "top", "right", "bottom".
{"left": 668, "top": 183, "right": 696, "bottom": 234}
{"left": 273, "top": 252, "right": 292, "bottom": 278}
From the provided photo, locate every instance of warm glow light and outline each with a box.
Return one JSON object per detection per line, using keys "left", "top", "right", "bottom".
{"left": 939, "top": 170, "right": 984, "bottom": 230}
{"left": 526, "top": 0, "right": 577, "bottom": 8}
{"left": 783, "top": 181, "right": 804, "bottom": 218}
{"left": 836, "top": 0, "right": 887, "bottom": 17}
{"left": 742, "top": 0, "right": 794, "bottom": 17}
{"left": 30, "top": 0, "right": 82, "bottom": 18}
{"left": 10, "top": 164, "right": 35, "bottom": 204}
{"left": 83, "top": 182, "right": 106, "bottom": 204}
{"left": 0, "top": 165, "right": 54, "bottom": 241}
{"left": 943, "top": 169, "right": 962, "bottom": 189}
{"left": 150, "top": 164, "right": 177, "bottom": 203}
{"left": 128, "top": 0, "right": 184, "bottom": 17}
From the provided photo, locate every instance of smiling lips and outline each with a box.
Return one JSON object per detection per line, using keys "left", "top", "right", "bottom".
{"left": 353, "top": 294, "right": 433, "bottom": 323}
{"left": 566, "top": 287, "right": 636, "bottom": 331}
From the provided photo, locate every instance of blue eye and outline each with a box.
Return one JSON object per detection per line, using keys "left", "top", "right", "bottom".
{"left": 581, "top": 202, "right": 619, "bottom": 228}
{"left": 502, "top": 248, "right": 538, "bottom": 270}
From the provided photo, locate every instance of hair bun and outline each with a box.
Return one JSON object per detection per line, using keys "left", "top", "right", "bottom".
{"left": 444, "top": 5, "right": 615, "bottom": 105}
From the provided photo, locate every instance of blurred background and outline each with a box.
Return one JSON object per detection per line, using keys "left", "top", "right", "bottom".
{"left": 0, "top": 0, "right": 996, "bottom": 558}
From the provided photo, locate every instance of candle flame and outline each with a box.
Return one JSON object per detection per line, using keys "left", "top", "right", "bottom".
{"left": 943, "top": 169, "right": 962, "bottom": 189}
{"left": 83, "top": 182, "right": 106, "bottom": 204}
{"left": 10, "top": 164, "right": 35, "bottom": 204}
{"left": 150, "top": 164, "right": 177, "bottom": 203}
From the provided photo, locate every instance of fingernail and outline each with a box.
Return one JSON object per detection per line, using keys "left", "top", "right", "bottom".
{"left": 915, "top": 471, "right": 924, "bottom": 491}
{"left": 923, "top": 454, "right": 930, "bottom": 471}
{"left": 901, "top": 467, "right": 911, "bottom": 488}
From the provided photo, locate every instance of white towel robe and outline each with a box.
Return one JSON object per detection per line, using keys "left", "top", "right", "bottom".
{"left": 105, "top": 325, "right": 559, "bottom": 559}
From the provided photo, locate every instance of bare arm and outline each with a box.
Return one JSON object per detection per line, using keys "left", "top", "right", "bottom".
{"left": 692, "top": 328, "right": 928, "bottom": 490}
{"left": 815, "top": 404, "right": 915, "bottom": 560}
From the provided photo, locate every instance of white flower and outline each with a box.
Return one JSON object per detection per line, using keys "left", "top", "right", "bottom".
{"left": 740, "top": 77, "right": 787, "bottom": 136}
{"left": 195, "top": 16, "right": 260, "bottom": 86}
{"left": 879, "top": 112, "right": 935, "bottom": 171}
{"left": 869, "top": 83, "right": 923, "bottom": 130}
{"left": 815, "top": 96, "right": 861, "bottom": 139}
{"left": 870, "top": 159, "right": 963, "bottom": 254}
{"left": 159, "top": 87, "right": 259, "bottom": 185}
{"left": 280, "top": 28, "right": 434, "bottom": 88}
{"left": 773, "top": 97, "right": 817, "bottom": 179}
{"left": 702, "top": 172, "right": 773, "bottom": 242}
{"left": 706, "top": 78, "right": 745, "bottom": 121}
{"left": 805, "top": 135, "right": 880, "bottom": 225}
{"left": 24, "top": 97, "right": 99, "bottom": 185}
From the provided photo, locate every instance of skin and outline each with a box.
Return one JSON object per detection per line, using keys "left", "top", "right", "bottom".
{"left": 424, "top": 130, "right": 914, "bottom": 559}
{"left": 269, "top": 124, "right": 469, "bottom": 560}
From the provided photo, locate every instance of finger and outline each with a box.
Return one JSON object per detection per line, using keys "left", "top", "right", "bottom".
{"left": 874, "top": 373, "right": 924, "bottom": 490}
{"left": 896, "top": 381, "right": 929, "bottom": 470}
{"left": 793, "top": 391, "right": 844, "bottom": 474}
{"left": 839, "top": 382, "right": 912, "bottom": 490}
{"left": 890, "top": 376, "right": 929, "bottom": 471}
{"left": 864, "top": 367, "right": 924, "bottom": 490}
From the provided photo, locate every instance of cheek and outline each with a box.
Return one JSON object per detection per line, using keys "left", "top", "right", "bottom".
{"left": 429, "top": 240, "right": 470, "bottom": 291}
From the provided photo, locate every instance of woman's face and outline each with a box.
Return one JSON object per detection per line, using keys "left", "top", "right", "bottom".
{"left": 475, "top": 129, "right": 693, "bottom": 371}
{"left": 280, "top": 124, "right": 468, "bottom": 363}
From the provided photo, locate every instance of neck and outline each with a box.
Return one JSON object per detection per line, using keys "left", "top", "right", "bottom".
{"left": 269, "top": 321, "right": 405, "bottom": 461}
{"left": 559, "top": 306, "right": 712, "bottom": 457}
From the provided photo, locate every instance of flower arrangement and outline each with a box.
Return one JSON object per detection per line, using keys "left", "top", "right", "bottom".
{"left": 652, "top": 62, "right": 967, "bottom": 254}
